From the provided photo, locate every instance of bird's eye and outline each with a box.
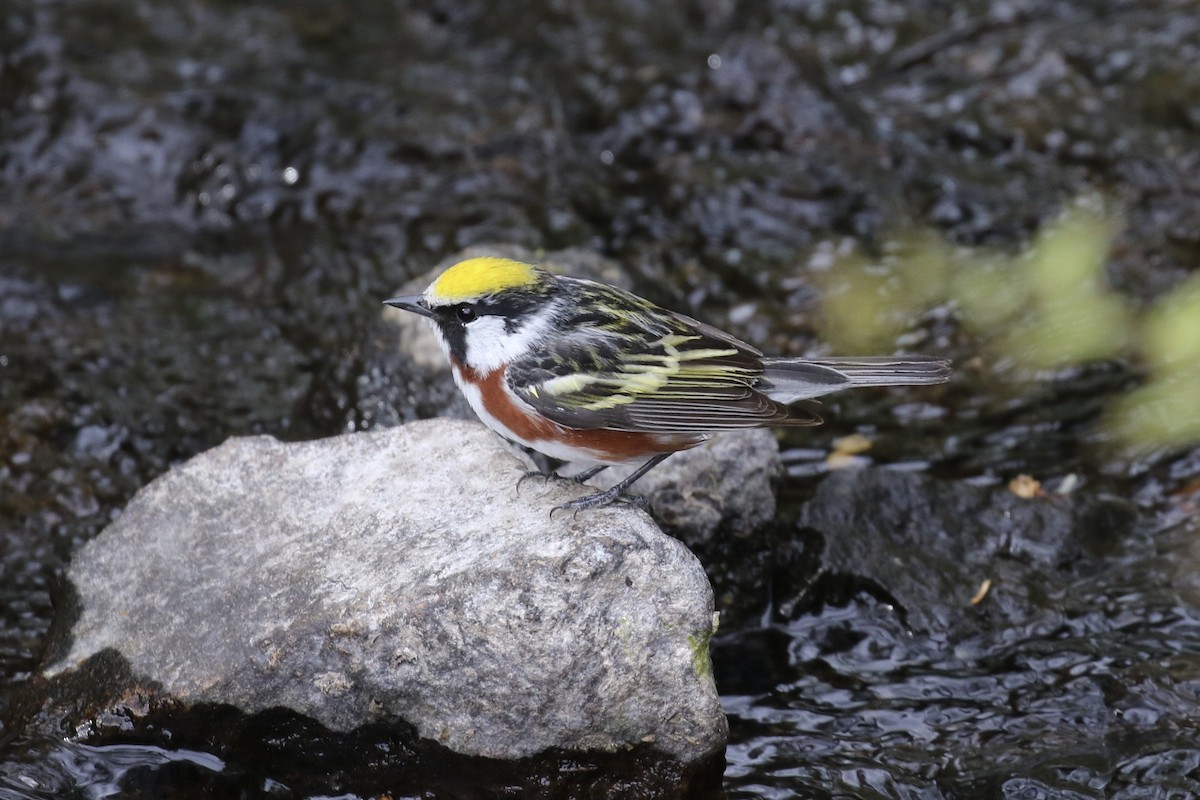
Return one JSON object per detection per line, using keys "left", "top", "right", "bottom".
{"left": 455, "top": 304, "right": 477, "bottom": 323}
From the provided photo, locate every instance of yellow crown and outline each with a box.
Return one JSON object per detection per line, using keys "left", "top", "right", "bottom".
{"left": 427, "top": 257, "right": 542, "bottom": 303}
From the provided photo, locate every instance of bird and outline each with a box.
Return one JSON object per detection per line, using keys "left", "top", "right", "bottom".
{"left": 385, "top": 257, "right": 951, "bottom": 512}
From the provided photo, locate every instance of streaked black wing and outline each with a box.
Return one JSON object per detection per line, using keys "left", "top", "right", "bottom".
{"left": 507, "top": 281, "right": 819, "bottom": 432}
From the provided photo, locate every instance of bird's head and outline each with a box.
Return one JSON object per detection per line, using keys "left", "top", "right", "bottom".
{"left": 385, "top": 257, "right": 559, "bottom": 374}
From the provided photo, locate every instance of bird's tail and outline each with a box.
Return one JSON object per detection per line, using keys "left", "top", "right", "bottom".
{"left": 760, "top": 355, "right": 952, "bottom": 404}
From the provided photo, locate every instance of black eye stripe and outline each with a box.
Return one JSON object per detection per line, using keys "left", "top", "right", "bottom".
{"left": 434, "top": 292, "right": 548, "bottom": 336}
{"left": 481, "top": 294, "right": 542, "bottom": 319}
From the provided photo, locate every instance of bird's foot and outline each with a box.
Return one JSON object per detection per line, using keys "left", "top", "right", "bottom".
{"left": 516, "top": 469, "right": 552, "bottom": 492}
{"left": 550, "top": 486, "right": 648, "bottom": 517}
{"left": 517, "top": 464, "right": 609, "bottom": 493}
{"left": 546, "top": 453, "right": 670, "bottom": 516}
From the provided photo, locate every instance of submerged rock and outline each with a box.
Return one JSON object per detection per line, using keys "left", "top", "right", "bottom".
{"left": 33, "top": 420, "right": 726, "bottom": 764}
{"left": 795, "top": 468, "right": 1137, "bottom": 642}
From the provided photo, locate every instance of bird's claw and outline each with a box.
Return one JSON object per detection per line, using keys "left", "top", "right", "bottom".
{"left": 516, "top": 470, "right": 551, "bottom": 493}
{"left": 518, "top": 464, "right": 610, "bottom": 496}
{"left": 549, "top": 487, "right": 648, "bottom": 518}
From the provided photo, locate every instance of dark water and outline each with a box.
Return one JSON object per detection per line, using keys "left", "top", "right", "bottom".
{"left": 4, "top": 0, "right": 1200, "bottom": 797}
{"left": 719, "top": 517, "right": 1200, "bottom": 798}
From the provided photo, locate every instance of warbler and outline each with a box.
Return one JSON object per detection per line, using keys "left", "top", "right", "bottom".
{"left": 386, "top": 257, "right": 950, "bottom": 511}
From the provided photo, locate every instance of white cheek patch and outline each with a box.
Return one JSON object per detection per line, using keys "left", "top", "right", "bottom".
{"left": 462, "top": 308, "right": 553, "bottom": 374}
{"left": 461, "top": 316, "right": 510, "bottom": 374}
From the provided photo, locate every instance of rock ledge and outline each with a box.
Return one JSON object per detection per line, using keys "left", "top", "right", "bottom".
{"left": 42, "top": 419, "right": 726, "bottom": 762}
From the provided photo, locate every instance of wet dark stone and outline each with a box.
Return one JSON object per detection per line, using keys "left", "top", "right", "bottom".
{"left": 793, "top": 468, "right": 1138, "bottom": 642}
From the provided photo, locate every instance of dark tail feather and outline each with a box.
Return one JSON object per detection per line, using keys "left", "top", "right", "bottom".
{"left": 761, "top": 355, "right": 952, "bottom": 403}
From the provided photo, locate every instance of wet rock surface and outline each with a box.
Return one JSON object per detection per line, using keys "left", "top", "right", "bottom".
{"left": 25, "top": 420, "right": 725, "bottom": 764}
{"left": 4, "top": 0, "right": 1200, "bottom": 797}
{"left": 795, "top": 468, "right": 1136, "bottom": 641}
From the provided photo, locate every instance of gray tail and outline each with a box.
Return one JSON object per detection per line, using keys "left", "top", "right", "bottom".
{"left": 760, "top": 355, "right": 952, "bottom": 404}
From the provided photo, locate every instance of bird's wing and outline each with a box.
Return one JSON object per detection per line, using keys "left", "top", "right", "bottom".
{"left": 506, "top": 286, "right": 819, "bottom": 432}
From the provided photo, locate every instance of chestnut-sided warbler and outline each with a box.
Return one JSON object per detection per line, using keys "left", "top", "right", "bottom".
{"left": 386, "top": 257, "right": 950, "bottom": 511}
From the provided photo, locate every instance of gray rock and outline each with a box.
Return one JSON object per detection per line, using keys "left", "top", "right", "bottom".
{"left": 581, "top": 429, "right": 784, "bottom": 547}
{"left": 44, "top": 419, "right": 726, "bottom": 762}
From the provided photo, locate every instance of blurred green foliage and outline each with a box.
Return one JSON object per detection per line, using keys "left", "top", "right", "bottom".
{"left": 816, "top": 197, "right": 1200, "bottom": 456}
{"left": 1108, "top": 273, "right": 1200, "bottom": 452}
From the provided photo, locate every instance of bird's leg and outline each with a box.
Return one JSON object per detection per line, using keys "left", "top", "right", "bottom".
{"left": 552, "top": 453, "right": 671, "bottom": 514}
{"left": 569, "top": 464, "right": 608, "bottom": 483}
{"left": 517, "top": 463, "right": 608, "bottom": 492}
